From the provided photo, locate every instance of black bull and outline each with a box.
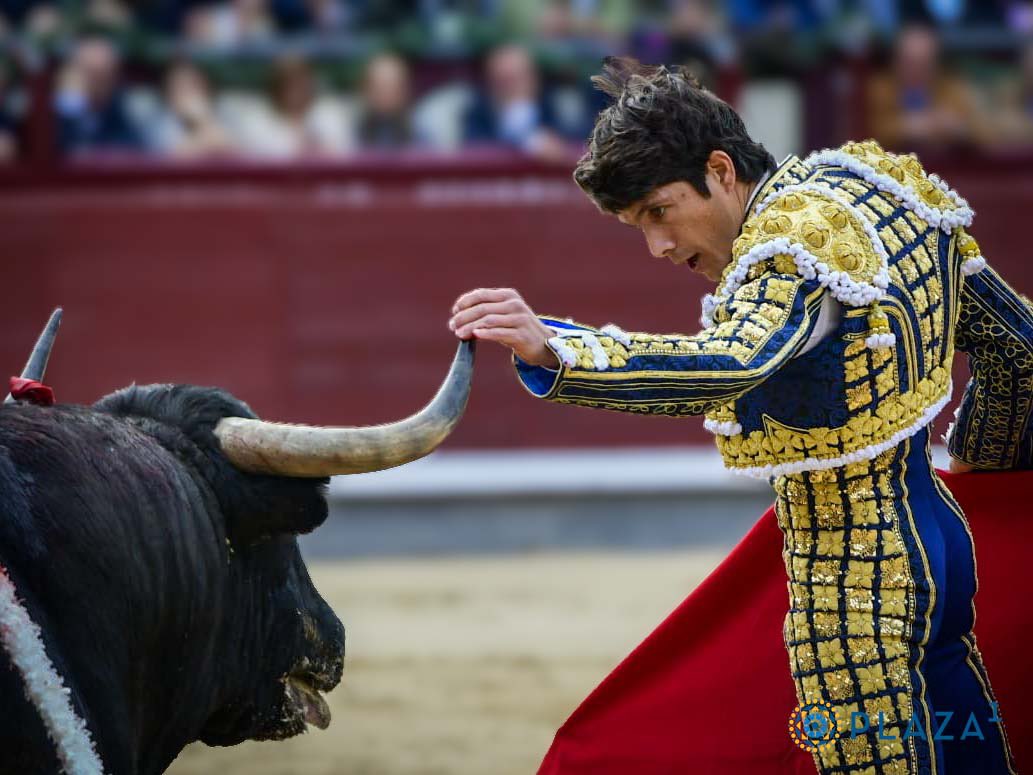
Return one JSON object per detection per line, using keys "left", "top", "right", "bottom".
{"left": 0, "top": 344, "right": 473, "bottom": 774}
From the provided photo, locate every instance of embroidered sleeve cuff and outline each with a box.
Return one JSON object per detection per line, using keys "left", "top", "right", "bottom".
{"left": 513, "top": 351, "right": 563, "bottom": 398}
{"left": 513, "top": 315, "right": 611, "bottom": 398}
{"left": 945, "top": 378, "right": 1033, "bottom": 470}
{"left": 951, "top": 267, "right": 1033, "bottom": 469}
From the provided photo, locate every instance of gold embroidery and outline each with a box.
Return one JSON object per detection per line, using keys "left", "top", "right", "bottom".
{"left": 777, "top": 446, "right": 950, "bottom": 774}
{"left": 949, "top": 266, "right": 1033, "bottom": 468}
{"left": 841, "top": 735, "right": 873, "bottom": 765}
{"left": 715, "top": 370, "right": 949, "bottom": 472}
{"left": 705, "top": 144, "right": 959, "bottom": 475}
{"left": 734, "top": 186, "right": 884, "bottom": 293}
{"left": 837, "top": 139, "right": 974, "bottom": 228}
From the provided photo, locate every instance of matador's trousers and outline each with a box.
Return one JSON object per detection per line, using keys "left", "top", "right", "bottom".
{"left": 774, "top": 426, "right": 1017, "bottom": 774}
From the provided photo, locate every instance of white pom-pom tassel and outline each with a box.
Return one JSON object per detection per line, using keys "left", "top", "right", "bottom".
{"left": 802, "top": 148, "right": 974, "bottom": 230}
{"left": 961, "top": 255, "right": 986, "bottom": 275}
{"left": 547, "top": 336, "right": 578, "bottom": 367}
{"left": 580, "top": 332, "right": 611, "bottom": 370}
{"left": 600, "top": 324, "right": 631, "bottom": 347}
{"left": 700, "top": 294, "right": 719, "bottom": 327}
{"left": 704, "top": 418, "right": 743, "bottom": 436}
{"left": 865, "top": 332, "right": 896, "bottom": 349}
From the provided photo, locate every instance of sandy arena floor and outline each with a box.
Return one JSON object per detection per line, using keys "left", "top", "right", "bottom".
{"left": 167, "top": 549, "right": 725, "bottom": 775}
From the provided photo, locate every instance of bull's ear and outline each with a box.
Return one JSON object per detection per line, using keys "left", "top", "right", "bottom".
{"left": 223, "top": 474, "right": 330, "bottom": 546}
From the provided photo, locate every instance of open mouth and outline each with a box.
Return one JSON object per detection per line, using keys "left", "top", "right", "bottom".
{"left": 285, "top": 670, "right": 335, "bottom": 730}
{"left": 687, "top": 254, "right": 700, "bottom": 270}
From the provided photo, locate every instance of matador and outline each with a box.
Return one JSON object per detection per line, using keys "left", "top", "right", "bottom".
{"left": 450, "top": 61, "right": 1026, "bottom": 775}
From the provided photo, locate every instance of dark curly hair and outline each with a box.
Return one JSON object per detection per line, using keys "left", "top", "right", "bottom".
{"left": 574, "top": 57, "right": 776, "bottom": 213}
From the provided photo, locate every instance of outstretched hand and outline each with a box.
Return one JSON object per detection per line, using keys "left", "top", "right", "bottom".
{"left": 449, "top": 288, "right": 560, "bottom": 368}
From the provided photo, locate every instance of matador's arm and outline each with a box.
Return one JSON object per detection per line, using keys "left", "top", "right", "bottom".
{"left": 947, "top": 230, "right": 1033, "bottom": 469}
{"left": 513, "top": 271, "right": 827, "bottom": 417}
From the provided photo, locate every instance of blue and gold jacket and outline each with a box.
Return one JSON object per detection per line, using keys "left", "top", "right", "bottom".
{"left": 515, "top": 140, "right": 1033, "bottom": 477}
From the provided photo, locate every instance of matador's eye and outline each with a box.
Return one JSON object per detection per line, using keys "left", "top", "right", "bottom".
{"left": 651, "top": 205, "right": 667, "bottom": 219}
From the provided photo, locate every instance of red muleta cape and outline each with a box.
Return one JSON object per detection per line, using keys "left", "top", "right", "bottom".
{"left": 537, "top": 470, "right": 1031, "bottom": 775}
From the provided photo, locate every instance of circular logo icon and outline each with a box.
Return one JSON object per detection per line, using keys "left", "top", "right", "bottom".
{"left": 788, "top": 702, "right": 841, "bottom": 751}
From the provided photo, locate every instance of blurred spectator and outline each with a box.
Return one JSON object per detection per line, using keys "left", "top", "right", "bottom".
{"left": 294, "top": 0, "right": 352, "bottom": 34}
{"left": 990, "top": 41, "right": 1033, "bottom": 147}
{"left": 55, "top": 37, "right": 145, "bottom": 154}
{"left": 1007, "top": 2, "right": 1033, "bottom": 34}
{"left": 83, "top": 0, "right": 133, "bottom": 32}
{"left": 10, "top": 0, "right": 1033, "bottom": 166}
{"left": 535, "top": 0, "right": 583, "bottom": 39}
{"left": 183, "top": 0, "right": 276, "bottom": 47}
{"left": 0, "top": 0, "right": 57, "bottom": 32}
{"left": 356, "top": 52, "right": 420, "bottom": 149}
{"left": 501, "top": 0, "right": 631, "bottom": 43}
{"left": 666, "top": 0, "right": 730, "bottom": 87}
{"left": 23, "top": 3, "right": 64, "bottom": 41}
{"left": 896, "top": 0, "right": 1009, "bottom": 27}
{"left": 529, "top": 0, "right": 625, "bottom": 56}
{"left": 726, "top": 0, "right": 823, "bottom": 34}
{"left": 463, "top": 43, "right": 580, "bottom": 160}
{"left": 866, "top": 24, "right": 990, "bottom": 151}
{"left": 150, "top": 60, "right": 234, "bottom": 157}
{"left": 229, "top": 55, "right": 350, "bottom": 157}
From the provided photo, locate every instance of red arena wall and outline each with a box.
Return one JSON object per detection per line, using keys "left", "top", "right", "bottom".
{"left": 2, "top": 153, "right": 1032, "bottom": 448}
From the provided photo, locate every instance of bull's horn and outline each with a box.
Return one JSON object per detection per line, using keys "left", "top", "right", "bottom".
{"left": 213, "top": 340, "right": 475, "bottom": 477}
{"left": 4, "top": 307, "right": 62, "bottom": 404}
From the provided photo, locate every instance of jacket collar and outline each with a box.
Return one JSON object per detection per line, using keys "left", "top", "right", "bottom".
{"left": 745, "top": 153, "right": 801, "bottom": 218}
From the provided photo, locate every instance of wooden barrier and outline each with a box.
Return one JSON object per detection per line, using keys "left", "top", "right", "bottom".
{"left": 2, "top": 152, "right": 1031, "bottom": 448}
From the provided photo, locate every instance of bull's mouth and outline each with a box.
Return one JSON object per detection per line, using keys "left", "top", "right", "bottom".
{"left": 284, "top": 669, "right": 335, "bottom": 731}
{"left": 201, "top": 657, "right": 343, "bottom": 745}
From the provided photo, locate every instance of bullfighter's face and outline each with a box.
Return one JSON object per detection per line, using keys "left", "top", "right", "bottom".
{"left": 616, "top": 150, "right": 753, "bottom": 284}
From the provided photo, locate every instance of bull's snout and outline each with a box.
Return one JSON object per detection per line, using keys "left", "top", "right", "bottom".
{"left": 298, "top": 607, "right": 345, "bottom": 685}
{"left": 284, "top": 604, "right": 344, "bottom": 731}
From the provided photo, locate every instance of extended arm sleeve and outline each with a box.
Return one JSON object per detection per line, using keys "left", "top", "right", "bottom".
{"left": 947, "top": 264, "right": 1033, "bottom": 469}
{"left": 513, "top": 272, "right": 826, "bottom": 417}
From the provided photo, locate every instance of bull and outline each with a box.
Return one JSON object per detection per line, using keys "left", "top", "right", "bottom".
{"left": 0, "top": 310, "right": 475, "bottom": 774}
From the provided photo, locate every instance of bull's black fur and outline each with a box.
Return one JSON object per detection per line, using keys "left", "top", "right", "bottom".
{"left": 0, "top": 385, "right": 345, "bottom": 775}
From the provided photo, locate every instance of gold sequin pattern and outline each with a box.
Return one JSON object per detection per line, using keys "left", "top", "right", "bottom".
{"left": 540, "top": 272, "right": 821, "bottom": 417}
{"left": 712, "top": 142, "right": 957, "bottom": 474}
{"left": 776, "top": 447, "right": 932, "bottom": 774}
